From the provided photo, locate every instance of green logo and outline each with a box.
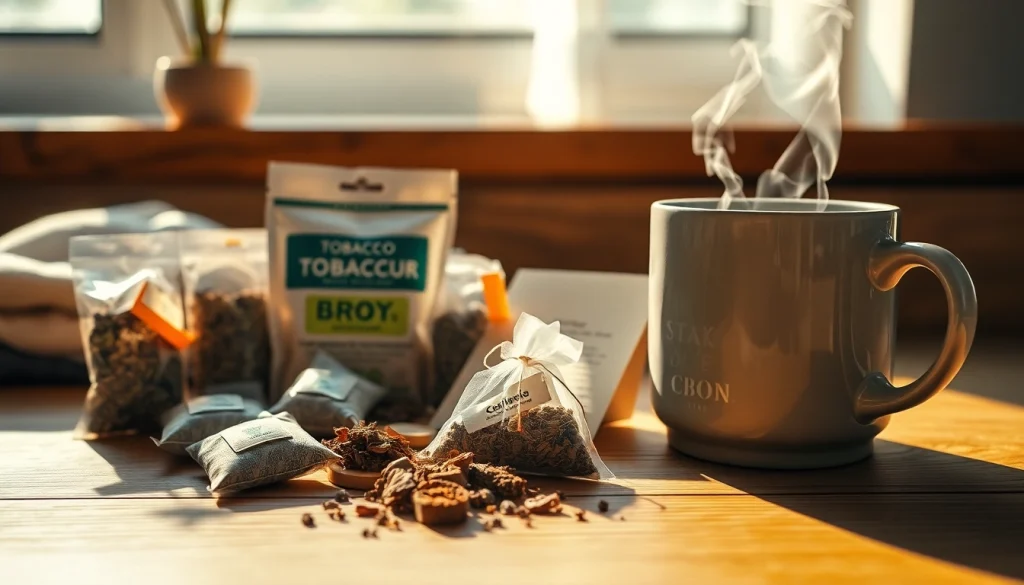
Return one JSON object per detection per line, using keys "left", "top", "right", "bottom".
{"left": 305, "top": 295, "right": 409, "bottom": 336}
{"left": 286, "top": 234, "right": 428, "bottom": 291}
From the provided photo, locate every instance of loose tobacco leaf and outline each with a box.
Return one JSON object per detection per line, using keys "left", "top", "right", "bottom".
{"left": 190, "top": 290, "right": 270, "bottom": 401}
{"left": 322, "top": 422, "right": 416, "bottom": 472}
{"left": 430, "top": 405, "right": 599, "bottom": 478}
{"left": 468, "top": 463, "right": 528, "bottom": 500}
{"left": 78, "top": 312, "right": 183, "bottom": 437}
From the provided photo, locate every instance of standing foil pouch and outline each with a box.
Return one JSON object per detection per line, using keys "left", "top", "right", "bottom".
{"left": 181, "top": 229, "right": 271, "bottom": 403}
{"left": 266, "top": 162, "right": 458, "bottom": 404}
{"left": 70, "top": 233, "right": 189, "bottom": 439}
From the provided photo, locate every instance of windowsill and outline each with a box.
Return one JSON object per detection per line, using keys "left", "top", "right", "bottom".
{"left": 1, "top": 115, "right": 1021, "bottom": 183}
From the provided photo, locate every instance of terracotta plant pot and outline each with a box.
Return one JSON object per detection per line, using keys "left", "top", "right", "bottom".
{"left": 154, "top": 57, "right": 257, "bottom": 129}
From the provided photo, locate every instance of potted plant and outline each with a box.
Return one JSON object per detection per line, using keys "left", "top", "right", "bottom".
{"left": 154, "top": 0, "right": 256, "bottom": 128}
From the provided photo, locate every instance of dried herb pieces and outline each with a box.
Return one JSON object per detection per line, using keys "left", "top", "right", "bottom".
{"left": 431, "top": 405, "right": 599, "bottom": 478}
{"left": 371, "top": 461, "right": 418, "bottom": 513}
{"left": 334, "top": 489, "right": 350, "bottom": 503}
{"left": 77, "top": 312, "right": 183, "bottom": 437}
{"left": 190, "top": 290, "right": 270, "bottom": 401}
{"left": 356, "top": 503, "right": 383, "bottom": 518}
{"left": 598, "top": 500, "right": 609, "bottom": 513}
{"left": 413, "top": 479, "right": 470, "bottom": 526}
{"left": 499, "top": 500, "right": 517, "bottom": 515}
{"left": 524, "top": 493, "right": 563, "bottom": 515}
{"left": 301, "top": 513, "right": 315, "bottom": 528}
{"left": 469, "top": 488, "right": 496, "bottom": 509}
{"left": 467, "top": 463, "right": 528, "bottom": 500}
{"left": 322, "top": 422, "right": 416, "bottom": 472}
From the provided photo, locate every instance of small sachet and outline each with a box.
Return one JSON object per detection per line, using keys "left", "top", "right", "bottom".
{"left": 268, "top": 351, "right": 387, "bottom": 438}
{"left": 153, "top": 394, "right": 264, "bottom": 456}
{"left": 187, "top": 412, "right": 338, "bottom": 494}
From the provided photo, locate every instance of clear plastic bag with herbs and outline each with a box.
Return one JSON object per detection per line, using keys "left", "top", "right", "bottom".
{"left": 70, "top": 233, "right": 187, "bottom": 439}
{"left": 181, "top": 229, "right": 271, "bottom": 404}
{"left": 426, "top": 250, "right": 501, "bottom": 410}
{"left": 421, "top": 313, "right": 612, "bottom": 480}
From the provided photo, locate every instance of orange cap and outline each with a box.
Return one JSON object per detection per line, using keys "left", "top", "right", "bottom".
{"left": 480, "top": 272, "right": 511, "bottom": 322}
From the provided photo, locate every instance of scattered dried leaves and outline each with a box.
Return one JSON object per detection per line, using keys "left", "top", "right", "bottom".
{"left": 323, "top": 422, "right": 416, "bottom": 472}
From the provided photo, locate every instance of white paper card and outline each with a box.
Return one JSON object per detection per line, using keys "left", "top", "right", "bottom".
{"left": 431, "top": 269, "right": 648, "bottom": 436}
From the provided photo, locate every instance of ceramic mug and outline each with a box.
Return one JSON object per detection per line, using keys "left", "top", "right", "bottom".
{"left": 648, "top": 198, "right": 977, "bottom": 469}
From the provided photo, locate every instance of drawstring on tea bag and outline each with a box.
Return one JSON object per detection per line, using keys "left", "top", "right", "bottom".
{"left": 481, "top": 316, "right": 587, "bottom": 433}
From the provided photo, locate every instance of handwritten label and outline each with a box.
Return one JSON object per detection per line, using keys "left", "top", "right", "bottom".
{"left": 462, "top": 372, "right": 552, "bottom": 434}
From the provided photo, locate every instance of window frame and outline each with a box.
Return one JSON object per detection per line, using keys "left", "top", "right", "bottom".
{"left": 0, "top": 0, "right": 769, "bottom": 120}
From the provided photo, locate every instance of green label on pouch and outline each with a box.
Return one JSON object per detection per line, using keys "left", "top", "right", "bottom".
{"left": 286, "top": 235, "right": 428, "bottom": 291}
{"left": 304, "top": 295, "right": 409, "bottom": 336}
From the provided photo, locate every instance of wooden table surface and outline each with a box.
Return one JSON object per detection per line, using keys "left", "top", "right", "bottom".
{"left": 2, "top": 346, "right": 1023, "bottom": 585}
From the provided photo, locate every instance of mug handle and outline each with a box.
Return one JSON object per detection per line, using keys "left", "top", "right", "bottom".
{"left": 853, "top": 240, "right": 978, "bottom": 424}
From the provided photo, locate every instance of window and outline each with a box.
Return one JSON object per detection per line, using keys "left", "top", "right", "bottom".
{"left": 227, "top": 0, "right": 533, "bottom": 36}
{"left": 222, "top": 0, "right": 746, "bottom": 37}
{"left": 0, "top": 0, "right": 759, "bottom": 119}
{"left": 609, "top": 0, "right": 748, "bottom": 34}
{"left": 0, "top": 0, "right": 102, "bottom": 34}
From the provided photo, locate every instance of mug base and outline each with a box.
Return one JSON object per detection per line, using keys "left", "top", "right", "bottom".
{"left": 667, "top": 430, "right": 874, "bottom": 470}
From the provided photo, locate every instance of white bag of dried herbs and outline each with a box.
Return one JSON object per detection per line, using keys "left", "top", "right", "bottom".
{"left": 181, "top": 229, "right": 270, "bottom": 403}
{"left": 70, "top": 233, "right": 188, "bottom": 439}
{"left": 427, "top": 250, "right": 502, "bottom": 409}
{"left": 421, "top": 312, "right": 612, "bottom": 480}
{"left": 266, "top": 162, "right": 457, "bottom": 405}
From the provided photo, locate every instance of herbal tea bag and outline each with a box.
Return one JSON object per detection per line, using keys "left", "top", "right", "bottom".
{"left": 153, "top": 394, "right": 265, "bottom": 456}
{"left": 187, "top": 412, "right": 338, "bottom": 494}
{"left": 181, "top": 229, "right": 270, "bottom": 403}
{"left": 268, "top": 351, "right": 387, "bottom": 438}
{"left": 421, "top": 313, "right": 612, "bottom": 479}
{"left": 70, "top": 233, "right": 188, "bottom": 439}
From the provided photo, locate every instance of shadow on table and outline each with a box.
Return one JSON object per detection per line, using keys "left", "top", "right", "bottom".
{"left": 685, "top": 440, "right": 1024, "bottom": 581}
{"left": 88, "top": 438, "right": 209, "bottom": 497}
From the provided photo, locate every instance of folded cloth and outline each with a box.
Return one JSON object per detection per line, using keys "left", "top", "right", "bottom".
{"left": 0, "top": 310, "right": 83, "bottom": 359}
{"left": 0, "top": 201, "right": 222, "bottom": 381}
{"left": 0, "top": 200, "right": 222, "bottom": 263}
{"left": 0, "top": 254, "right": 76, "bottom": 314}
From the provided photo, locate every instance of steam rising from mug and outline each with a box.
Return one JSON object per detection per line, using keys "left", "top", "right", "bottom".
{"left": 692, "top": 0, "right": 852, "bottom": 209}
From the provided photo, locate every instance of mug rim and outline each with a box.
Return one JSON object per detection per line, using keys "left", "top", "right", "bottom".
{"left": 652, "top": 198, "right": 899, "bottom": 215}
